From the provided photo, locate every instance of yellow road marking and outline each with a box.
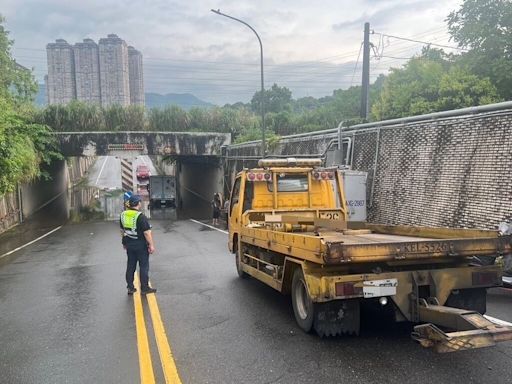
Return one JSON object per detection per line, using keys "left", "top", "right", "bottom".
{"left": 133, "top": 273, "right": 156, "bottom": 384}
{"left": 146, "top": 287, "right": 183, "bottom": 384}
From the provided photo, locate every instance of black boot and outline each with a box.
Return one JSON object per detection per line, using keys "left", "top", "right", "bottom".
{"left": 141, "top": 287, "right": 157, "bottom": 294}
{"left": 127, "top": 287, "right": 137, "bottom": 295}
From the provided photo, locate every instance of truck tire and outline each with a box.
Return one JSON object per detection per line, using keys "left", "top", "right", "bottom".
{"left": 235, "top": 242, "right": 248, "bottom": 279}
{"left": 291, "top": 268, "right": 315, "bottom": 333}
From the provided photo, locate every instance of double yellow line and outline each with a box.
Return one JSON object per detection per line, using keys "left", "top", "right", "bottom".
{"left": 133, "top": 273, "right": 183, "bottom": 384}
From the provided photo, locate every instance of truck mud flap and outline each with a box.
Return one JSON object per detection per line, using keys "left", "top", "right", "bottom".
{"left": 314, "top": 299, "right": 360, "bottom": 337}
{"left": 412, "top": 300, "right": 512, "bottom": 353}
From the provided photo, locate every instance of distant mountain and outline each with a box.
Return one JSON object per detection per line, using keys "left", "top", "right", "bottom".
{"left": 145, "top": 93, "right": 214, "bottom": 110}
{"left": 33, "top": 87, "right": 214, "bottom": 110}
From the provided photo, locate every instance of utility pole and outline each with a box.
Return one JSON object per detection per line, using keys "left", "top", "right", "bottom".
{"left": 360, "top": 22, "right": 370, "bottom": 120}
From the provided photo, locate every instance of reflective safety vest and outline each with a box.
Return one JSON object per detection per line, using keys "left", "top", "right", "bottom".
{"left": 121, "top": 210, "right": 142, "bottom": 239}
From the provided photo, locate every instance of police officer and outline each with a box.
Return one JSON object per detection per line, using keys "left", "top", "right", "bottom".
{"left": 120, "top": 195, "right": 157, "bottom": 295}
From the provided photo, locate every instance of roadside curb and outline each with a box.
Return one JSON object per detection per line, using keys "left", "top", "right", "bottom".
{"left": 488, "top": 287, "right": 512, "bottom": 297}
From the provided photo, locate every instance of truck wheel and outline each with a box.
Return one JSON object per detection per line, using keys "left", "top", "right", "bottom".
{"left": 292, "top": 268, "right": 315, "bottom": 333}
{"left": 235, "top": 243, "right": 248, "bottom": 279}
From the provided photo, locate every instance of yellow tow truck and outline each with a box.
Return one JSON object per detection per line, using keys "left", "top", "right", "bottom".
{"left": 227, "top": 158, "right": 512, "bottom": 352}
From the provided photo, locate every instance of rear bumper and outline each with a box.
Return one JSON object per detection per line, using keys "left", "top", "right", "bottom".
{"left": 303, "top": 264, "right": 503, "bottom": 321}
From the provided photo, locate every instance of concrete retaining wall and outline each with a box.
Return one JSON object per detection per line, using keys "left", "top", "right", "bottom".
{"left": 0, "top": 156, "right": 95, "bottom": 235}
{"left": 0, "top": 191, "right": 20, "bottom": 233}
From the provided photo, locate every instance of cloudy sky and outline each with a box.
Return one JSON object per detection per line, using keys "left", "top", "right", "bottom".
{"left": 3, "top": 0, "right": 462, "bottom": 105}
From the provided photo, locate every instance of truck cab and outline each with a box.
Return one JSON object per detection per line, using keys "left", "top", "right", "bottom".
{"left": 228, "top": 158, "right": 345, "bottom": 252}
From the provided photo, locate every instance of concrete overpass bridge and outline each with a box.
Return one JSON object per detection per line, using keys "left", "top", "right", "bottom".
{"left": 55, "top": 131, "right": 231, "bottom": 219}
{"left": 55, "top": 131, "right": 230, "bottom": 157}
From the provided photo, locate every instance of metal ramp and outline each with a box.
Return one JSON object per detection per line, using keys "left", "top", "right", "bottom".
{"left": 412, "top": 298, "right": 512, "bottom": 353}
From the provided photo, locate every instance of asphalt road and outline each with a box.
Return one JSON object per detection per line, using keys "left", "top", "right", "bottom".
{"left": 1, "top": 219, "right": 511, "bottom": 384}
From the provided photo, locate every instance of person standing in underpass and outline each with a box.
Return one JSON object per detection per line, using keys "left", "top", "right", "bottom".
{"left": 212, "top": 192, "right": 222, "bottom": 226}
{"left": 120, "top": 195, "right": 157, "bottom": 295}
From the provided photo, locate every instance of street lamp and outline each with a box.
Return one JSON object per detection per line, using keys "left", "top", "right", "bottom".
{"left": 211, "top": 9, "right": 266, "bottom": 157}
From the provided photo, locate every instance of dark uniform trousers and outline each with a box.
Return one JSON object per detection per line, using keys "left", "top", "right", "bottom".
{"left": 126, "top": 242, "right": 150, "bottom": 290}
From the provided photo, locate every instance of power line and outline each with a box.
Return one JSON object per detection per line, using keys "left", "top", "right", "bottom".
{"left": 378, "top": 25, "right": 449, "bottom": 41}
{"left": 22, "top": 61, "right": 359, "bottom": 79}
{"left": 368, "top": 26, "right": 450, "bottom": 61}
{"left": 14, "top": 46, "right": 362, "bottom": 68}
{"left": 372, "top": 31, "right": 467, "bottom": 52}
{"left": 18, "top": 54, "right": 363, "bottom": 83}
{"left": 29, "top": 62, "right": 366, "bottom": 82}
{"left": 375, "top": 34, "right": 453, "bottom": 58}
{"left": 350, "top": 42, "right": 363, "bottom": 87}
{"left": 377, "top": 55, "right": 412, "bottom": 60}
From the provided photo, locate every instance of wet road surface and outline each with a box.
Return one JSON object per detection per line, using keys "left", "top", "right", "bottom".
{"left": 1, "top": 219, "right": 511, "bottom": 384}
{"left": 0, "top": 221, "right": 139, "bottom": 383}
{"left": 0, "top": 186, "right": 90, "bottom": 265}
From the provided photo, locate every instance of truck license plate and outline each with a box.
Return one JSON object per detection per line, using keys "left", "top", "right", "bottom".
{"left": 319, "top": 211, "right": 340, "bottom": 220}
{"left": 363, "top": 278, "right": 398, "bottom": 298}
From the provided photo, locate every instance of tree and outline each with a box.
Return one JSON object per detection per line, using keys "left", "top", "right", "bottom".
{"left": 0, "top": 17, "right": 37, "bottom": 104}
{"left": 251, "top": 83, "right": 292, "bottom": 114}
{"left": 371, "top": 52, "right": 501, "bottom": 120}
{"left": 436, "top": 67, "right": 499, "bottom": 111}
{"left": 447, "top": 0, "right": 512, "bottom": 99}
{"left": 0, "top": 15, "right": 59, "bottom": 195}
{"left": 372, "top": 58, "right": 445, "bottom": 120}
{"left": 147, "top": 106, "right": 190, "bottom": 131}
{"left": 370, "top": 16, "right": 510, "bottom": 121}
{"left": 293, "top": 96, "right": 320, "bottom": 113}
{"left": 266, "top": 111, "right": 293, "bottom": 135}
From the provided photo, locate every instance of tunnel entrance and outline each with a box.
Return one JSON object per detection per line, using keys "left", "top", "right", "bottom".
{"left": 173, "top": 155, "right": 224, "bottom": 220}
{"left": 85, "top": 153, "right": 224, "bottom": 221}
{"left": 81, "top": 153, "right": 224, "bottom": 221}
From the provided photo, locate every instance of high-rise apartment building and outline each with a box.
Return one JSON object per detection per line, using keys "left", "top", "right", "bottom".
{"left": 46, "top": 39, "right": 76, "bottom": 104}
{"left": 98, "top": 34, "right": 130, "bottom": 107}
{"left": 74, "top": 39, "right": 101, "bottom": 104}
{"left": 128, "top": 46, "right": 145, "bottom": 106}
{"left": 46, "top": 35, "right": 143, "bottom": 107}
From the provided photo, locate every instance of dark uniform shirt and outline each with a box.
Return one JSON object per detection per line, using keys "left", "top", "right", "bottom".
{"left": 120, "top": 212, "right": 152, "bottom": 246}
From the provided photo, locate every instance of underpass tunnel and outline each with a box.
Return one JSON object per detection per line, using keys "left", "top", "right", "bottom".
{"left": 175, "top": 156, "right": 224, "bottom": 220}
